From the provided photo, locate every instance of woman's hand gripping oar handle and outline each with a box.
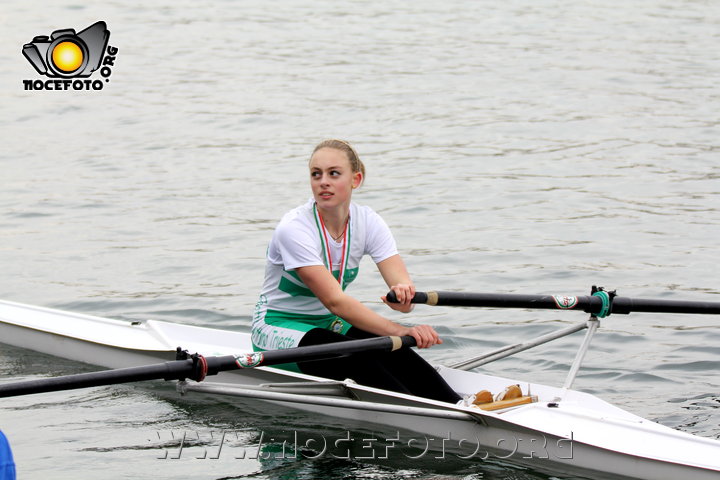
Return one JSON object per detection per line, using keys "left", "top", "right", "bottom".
{"left": 386, "top": 290, "right": 436, "bottom": 305}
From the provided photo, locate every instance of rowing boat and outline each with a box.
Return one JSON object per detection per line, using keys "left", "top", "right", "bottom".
{"left": 0, "top": 297, "right": 718, "bottom": 479}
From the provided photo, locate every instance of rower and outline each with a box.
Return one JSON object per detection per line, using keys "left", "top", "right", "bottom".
{"left": 250, "top": 139, "right": 462, "bottom": 403}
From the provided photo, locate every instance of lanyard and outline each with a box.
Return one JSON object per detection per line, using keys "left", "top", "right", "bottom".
{"left": 313, "top": 203, "right": 351, "bottom": 287}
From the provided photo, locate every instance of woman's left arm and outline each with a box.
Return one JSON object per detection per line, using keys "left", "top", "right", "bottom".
{"left": 377, "top": 254, "right": 415, "bottom": 313}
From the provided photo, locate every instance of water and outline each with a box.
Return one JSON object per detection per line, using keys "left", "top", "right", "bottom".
{"left": 1, "top": 0, "right": 719, "bottom": 478}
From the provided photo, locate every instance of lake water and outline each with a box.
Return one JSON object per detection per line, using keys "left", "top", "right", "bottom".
{"left": 1, "top": 1, "right": 718, "bottom": 479}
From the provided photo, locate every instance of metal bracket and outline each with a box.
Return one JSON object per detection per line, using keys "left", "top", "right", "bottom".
{"left": 554, "top": 314, "right": 601, "bottom": 401}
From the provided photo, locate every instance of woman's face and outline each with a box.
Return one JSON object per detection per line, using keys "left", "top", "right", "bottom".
{"left": 309, "top": 148, "right": 362, "bottom": 210}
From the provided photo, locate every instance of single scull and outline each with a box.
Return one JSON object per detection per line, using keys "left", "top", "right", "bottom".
{"left": 0, "top": 293, "right": 718, "bottom": 480}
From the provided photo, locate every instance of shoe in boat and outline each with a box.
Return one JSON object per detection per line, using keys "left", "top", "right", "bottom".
{"left": 472, "top": 389, "right": 493, "bottom": 405}
{"left": 495, "top": 384, "right": 522, "bottom": 402}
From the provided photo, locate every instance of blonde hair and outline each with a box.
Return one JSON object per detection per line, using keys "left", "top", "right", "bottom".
{"left": 311, "top": 139, "right": 366, "bottom": 186}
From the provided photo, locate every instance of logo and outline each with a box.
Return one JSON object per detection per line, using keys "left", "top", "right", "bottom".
{"left": 330, "top": 318, "right": 344, "bottom": 333}
{"left": 234, "top": 353, "right": 264, "bottom": 369}
{"left": 22, "top": 21, "right": 118, "bottom": 91}
{"left": 552, "top": 295, "right": 578, "bottom": 309}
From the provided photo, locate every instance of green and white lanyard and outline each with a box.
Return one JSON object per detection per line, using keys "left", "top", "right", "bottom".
{"left": 313, "top": 202, "right": 351, "bottom": 289}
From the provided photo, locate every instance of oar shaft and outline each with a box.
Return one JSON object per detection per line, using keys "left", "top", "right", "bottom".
{"left": 0, "top": 360, "right": 197, "bottom": 398}
{"left": 388, "top": 290, "right": 720, "bottom": 315}
{"left": 252, "top": 335, "right": 416, "bottom": 367}
{"left": 399, "top": 291, "right": 609, "bottom": 313}
{"left": 611, "top": 297, "right": 720, "bottom": 315}
{"left": 0, "top": 335, "right": 417, "bottom": 398}
{"left": 206, "top": 335, "right": 416, "bottom": 372}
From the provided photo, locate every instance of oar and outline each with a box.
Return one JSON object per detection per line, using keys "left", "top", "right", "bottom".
{"left": 0, "top": 335, "right": 416, "bottom": 398}
{"left": 386, "top": 289, "right": 720, "bottom": 316}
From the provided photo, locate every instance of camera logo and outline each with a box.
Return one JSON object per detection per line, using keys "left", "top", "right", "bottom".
{"left": 22, "top": 21, "right": 118, "bottom": 91}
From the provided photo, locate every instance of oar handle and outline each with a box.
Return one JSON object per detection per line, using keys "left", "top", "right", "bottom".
{"left": 386, "top": 290, "right": 430, "bottom": 304}
{"left": 386, "top": 289, "right": 720, "bottom": 316}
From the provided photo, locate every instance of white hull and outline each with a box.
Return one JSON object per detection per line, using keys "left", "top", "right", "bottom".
{"left": 1, "top": 299, "right": 718, "bottom": 479}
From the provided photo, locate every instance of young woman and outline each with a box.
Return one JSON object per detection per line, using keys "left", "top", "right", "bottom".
{"left": 251, "top": 139, "right": 461, "bottom": 404}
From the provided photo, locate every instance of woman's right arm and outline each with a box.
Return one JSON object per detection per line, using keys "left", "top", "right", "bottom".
{"left": 294, "top": 265, "right": 442, "bottom": 348}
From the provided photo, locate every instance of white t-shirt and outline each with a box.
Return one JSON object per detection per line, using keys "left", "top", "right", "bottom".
{"left": 255, "top": 199, "right": 398, "bottom": 318}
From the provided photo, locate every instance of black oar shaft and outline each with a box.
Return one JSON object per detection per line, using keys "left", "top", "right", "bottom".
{"left": 0, "top": 335, "right": 416, "bottom": 398}
{"left": 388, "top": 290, "right": 720, "bottom": 315}
{"left": 252, "top": 335, "right": 416, "bottom": 367}
{"left": 611, "top": 297, "right": 720, "bottom": 315}
{"left": 417, "top": 291, "right": 602, "bottom": 311}
{"left": 0, "top": 360, "right": 197, "bottom": 398}
{"left": 205, "top": 335, "right": 416, "bottom": 373}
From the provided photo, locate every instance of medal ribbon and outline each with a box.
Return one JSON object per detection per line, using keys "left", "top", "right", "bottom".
{"left": 313, "top": 203, "right": 351, "bottom": 288}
